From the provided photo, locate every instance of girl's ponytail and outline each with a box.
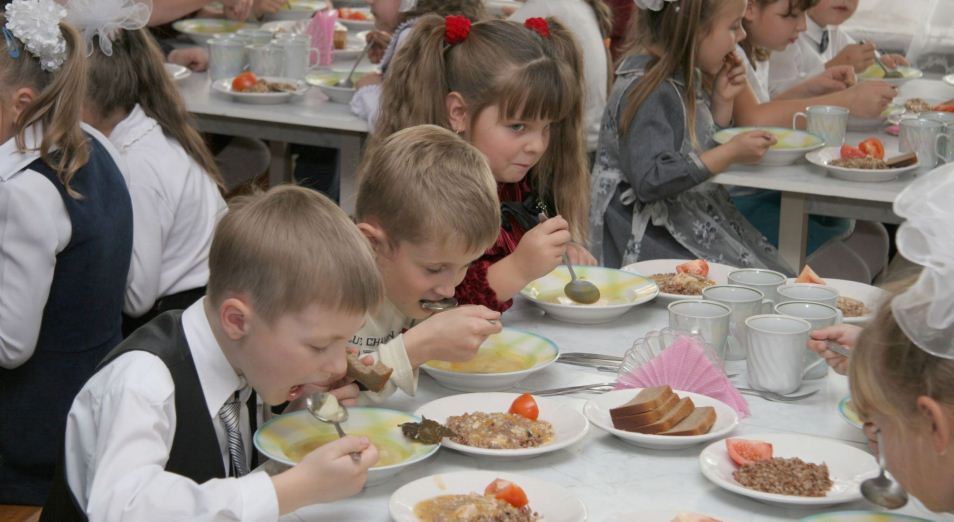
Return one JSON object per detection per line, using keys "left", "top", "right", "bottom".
{"left": 372, "top": 14, "right": 454, "bottom": 147}
{"left": 13, "top": 21, "right": 89, "bottom": 197}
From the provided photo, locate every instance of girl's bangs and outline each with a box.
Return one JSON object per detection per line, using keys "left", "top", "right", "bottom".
{"left": 496, "top": 60, "right": 573, "bottom": 123}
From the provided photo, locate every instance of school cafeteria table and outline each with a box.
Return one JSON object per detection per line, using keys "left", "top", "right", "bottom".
{"left": 711, "top": 77, "right": 954, "bottom": 271}
{"left": 177, "top": 70, "right": 369, "bottom": 212}
{"left": 280, "top": 298, "right": 943, "bottom": 522}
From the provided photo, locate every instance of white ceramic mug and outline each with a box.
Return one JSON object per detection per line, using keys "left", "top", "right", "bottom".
{"left": 776, "top": 283, "right": 839, "bottom": 308}
{"left": 701, "top": 285, "right": 772, "bottom": 361}
{"left": 727, "top": 268, "right": 787, "bottom": 304}
{"left": 745, "top": 314, "right": 824, "bottom": 395}
{"left": 668, "top": 300, "right": 732, "bottom": 360}
{"left": 247, "top": 43, "right": 285, "bottom": 77}
{"left": 773, "top": 301, "right": 839, "bottom": 380}
{"left": 274, "top": 36, "right": 318, "bottom": 79}
{"left": 236, "top": 28, "right": 275, "bottom": 45}
{"left": 793, "top": 105, "right": 849, "bottom": 147}
{"left": 900, "top": 118, "right": 944, "bottom": 171}
{"left": 208, "top": 37, "right": 247, "bottom": 81}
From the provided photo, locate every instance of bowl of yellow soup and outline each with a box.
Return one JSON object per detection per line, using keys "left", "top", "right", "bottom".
{"left": 858, "top": 64, "right": 923, "bottom": 87}
{"left": 172, "top": 18, "right": 256, "bottom": 44}
{"left": 421, "top": 328, "right": 559, "bottom": 392}
{"left": 253, "top": 408, "right": 439, "bottom": 486}
{"left": 520, "top": 266, "right": 659, "bottom": 324}
{"left": 713, "top": 127, "right": 825, "bottom": 166}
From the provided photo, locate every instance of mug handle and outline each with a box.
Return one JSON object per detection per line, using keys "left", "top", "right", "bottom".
{"left": 801, "top": 357, "right": 828, "bottom": 379}
{"left": 760, "top": 299, "right": 774, "bottom": 314}
{"left": 793, "top": 112, "right": 807, "bottom": 131}
{"left": 938, "top": 134, "right": 950, "bottom": 164}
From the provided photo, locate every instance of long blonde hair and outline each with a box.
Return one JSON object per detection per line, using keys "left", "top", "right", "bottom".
{"left": 374, "top": 15, "right": 589, "bottom": 240}
{"left": 618, "top": 0, "right": 724, "bottom": 148}
{"left": 85, "top": 30, "right": 224, "bottom": 188}
{"left": 850, "top": 279, "right": 954, "bottom": 424}
{"left": 0, "top": 17, "right": 89, "bottom": 197}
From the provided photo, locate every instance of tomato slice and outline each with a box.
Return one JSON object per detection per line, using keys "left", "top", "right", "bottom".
{"left": 934, "top": 105, "right": 954, "bottom": 113}
{"left": 676, "top": 259, "right": 710, "bottom": 277}
{"left": 726, "top": 438, "right": 773, "bottom": 467}
{"left": 840, "top": 144, "right": 866, "bottom": 160}
{"left": 509, "top": 393, "right": 539, "bottom": 420}
{"left": 795, "top": 265, "right": 825, "bottom": 285}
{"left": 231, "top": 71, "right": 257, "bottom": 92}
{"left": 485, "top": 479, "right": 529, "bottom": 508}
{"left": 859, "top": 138, "right": 885, "bottom": 160}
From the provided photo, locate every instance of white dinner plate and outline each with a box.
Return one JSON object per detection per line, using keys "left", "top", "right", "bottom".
{"left": 805, "top": 146, "right": 918, "bottom": 183}
{"left": 520, "top": 265, "right": 659, "bottom": 324}
{"left": 858, "top": 65, "right": 923, "bottom": 87}
{"left": 334, "top": 39, "right": 366, "bottom": 61}
{"left": 163, "top": 63, "right": 191, "bottom": 81}
{"left": 262, "top": 0, "right": 327, "bottom": 21}
{"left": 211, "top": 76, "right": 308, "bottom": 104}
{"left": 584, "top": 389, "right": 739, "bottom": 450}
{"left": 621, "top": 259, "right": 736, "bottom": 303}
{"left": 414, "top": 392, "right": 589, "bottom": 459}
{"left": 714, "top": 127, "right": 824, "bottom": 166}
{"left": 608, "top": 510, "right": 734, "bottom": 522}
{"left": 784, "top": 277, "right": 886, "bottom": 325}
{"left": 699, "top": 432, "right": 879, "bottom": 506}
{"left": 420, "top": 328, "right": 558, "bottom": 392}
{"left": 172, "top": 18, "right": 254, "bottom": 44}
{"left": 259, "top": 20, "right": 306, "bottom": 33}
{"left": 838, "top": 396, "right": 863, "bottom": 430}
{"left": 389, "top": 470, "right": 587, "bottom": 522}
{"left": 337, "top": 7, "right": 374, "bottom": 30}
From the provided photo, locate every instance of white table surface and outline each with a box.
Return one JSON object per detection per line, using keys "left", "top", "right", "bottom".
{"left": 277, "top": 298, "right": 944, "bottom": 522}
{"left": 711, "top": 77, "right": 954, "bottom": 270}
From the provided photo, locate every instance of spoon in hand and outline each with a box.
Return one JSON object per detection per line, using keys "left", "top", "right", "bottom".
{"left": 304, "top": 391, "right": 362, "bottom": 462}
{"left": 861, "top": 430, "right": 909, "bottom": 509}
{"left": 537, "top": 213, "right": 600, "bottom": 304}
{"left": 420, "top": 297, "right": 458, "bottom": 313}
{"left": 337, "top": 40, "right": 370, "bottom": 88}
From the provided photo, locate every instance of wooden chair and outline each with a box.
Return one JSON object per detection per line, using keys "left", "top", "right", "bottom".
{"left": 0, "top": 504, "right": 41, "bottom": 522}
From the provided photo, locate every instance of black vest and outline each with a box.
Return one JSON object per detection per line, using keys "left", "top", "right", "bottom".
{"left": 41, "top": 311, "right": 259, "bottom": 521}
{"left": 0, "top": 137, "right": 133, "bottom": 505}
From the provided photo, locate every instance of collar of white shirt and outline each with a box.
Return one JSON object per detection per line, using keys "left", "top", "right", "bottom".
{"left": 805, "top": 15, "right": 827, "bottom": 46}
{"left": 181, "top": 299, "right": 249, "bottom": 421}
{"left": 0, "top": 124, "right": 44, "bottom": 182}
{"left": 110, "top": 104, "right": 160, "bottom": 153}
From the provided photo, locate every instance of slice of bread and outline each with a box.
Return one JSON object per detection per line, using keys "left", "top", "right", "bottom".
{"left": 346, "top": 352, "right": 393, "bottom": 392}
{"left": 660, "top": 406, "right": 716, "bottom": 436}
{"left": 610, "top": 386, "right": 674, "bottom": 419}
{"left": 611, "top": 393, "right": 680, "bottom": 431}
{"left": 630, "top": 397, "right": 695, "bottom": 434}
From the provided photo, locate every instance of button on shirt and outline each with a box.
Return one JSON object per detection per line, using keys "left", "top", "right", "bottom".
{"left": 64, "top": 300, "right": 278, "bottom": 520}
{"left": 768, "top": 16, "right": 856, "bottom": 97}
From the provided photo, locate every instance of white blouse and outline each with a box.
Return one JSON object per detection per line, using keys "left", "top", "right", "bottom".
{"left": 110, "top": 105, "right": 226, "bottom": 317}
{"left": 0, "top": 124, "right": 123, "bottom": 369}
{"left": 768, "top": 16, "right": 856, "bottom": 97}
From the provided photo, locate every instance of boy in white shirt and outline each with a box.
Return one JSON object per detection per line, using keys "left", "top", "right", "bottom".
{"left": 768, "top": 0, "right": 908, "bottom": 96}
{"left": 352, "top": 125, "right": 503, "bottom": 400}
{"left": 42, "top": 187, "right": 383, "bottom": 521}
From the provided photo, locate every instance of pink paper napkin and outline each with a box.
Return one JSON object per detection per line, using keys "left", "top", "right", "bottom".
{"left": 615, "top": 335, "right": 750, "bottom": 418}
{"left": 308, "top": 10, "right": 337, "bottom": 66}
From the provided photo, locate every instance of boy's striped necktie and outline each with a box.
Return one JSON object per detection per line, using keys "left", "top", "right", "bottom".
{"left": 219, "top": 390, "right": 250, "bottom": 477}
{"left": 819, "top": 30, "right": 830, "bottom": 53}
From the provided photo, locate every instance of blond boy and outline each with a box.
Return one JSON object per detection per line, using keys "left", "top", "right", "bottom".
{"left": 43, "top": 187, "right": 383, "bottom": 520}
{"left": 353, "top": 125, "right": 502, "bottom": 399}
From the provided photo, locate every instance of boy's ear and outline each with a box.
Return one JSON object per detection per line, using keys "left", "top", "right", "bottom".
{"left": 917, "top": 396, "right": 952, "bottom": 455}
{"left": 356, "top": 220, "right": 388, "bottom": 253}
{"left": 219, "top": 297, "right": 253, "bottom": 340}
{"left": 445, "top": 91, "right": 469, "bottom": 134}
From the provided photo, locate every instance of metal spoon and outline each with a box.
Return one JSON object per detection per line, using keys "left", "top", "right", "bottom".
{"left": 824, "top": 340, "right": 852, "bottom": 359}
{"left": 337, "top": 40, "right": 370, "bottom": 88}
{"left": 534, "top": 212, "right": 600, "bottom": 304}
{"left": 304, "top": 391, "right": 362, "bottom": 462}
{"left": 420, "top": 297, "right": 458, "bottom": 313}
{"left": 861, "top": 430, "right": 909, "bottom": 509}
{"left": 866, "top": 42, "right": 903, "bottom": 79}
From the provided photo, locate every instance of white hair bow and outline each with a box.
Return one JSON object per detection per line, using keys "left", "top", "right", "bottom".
{"left": 64, "top": 0, "right": 151, "bottom": 56}
{"left": 891, "top": 161, "right": 954, "bottom": 360}
{"left": 4, "top": 0, "right": 67, "bottom": 72}
{"left": 633, "top": 0, "right": 678, "bottom": 11}
{"left": 399, "top": 0, "right": 417, "bottom": 13}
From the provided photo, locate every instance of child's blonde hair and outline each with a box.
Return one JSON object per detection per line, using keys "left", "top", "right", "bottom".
{"left": 619, "top": 0, "right": 727, "bottom": 148}
{"left": 0, "top": 16, "right": 88, "bottom": 197}
{"left": 374, "top": 14, "right": 589, "bottom": 241}
{"left": 356, "top": 124, "right": 500, "bottom": 252}
{"left": 207, "top": 186, "right": 383, "bottom": 322}
{"left": 740, "top": 0, "right": 818, "bottom": 66}
{"left": 85, "top": 30, "right": 224, "bottom": 189}
{"left": 850, "top": 279, "right": 954, "bottom": 425}
{"left": 398, "top": 0, "right": 486, "bottom": 25}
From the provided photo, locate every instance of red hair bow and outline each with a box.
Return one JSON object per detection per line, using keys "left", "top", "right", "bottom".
{"left": 445, "top": 15, "right": 471, "bottom": 45}
{"left": 524, "top": 17, "right": 550, "bottom": 38}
